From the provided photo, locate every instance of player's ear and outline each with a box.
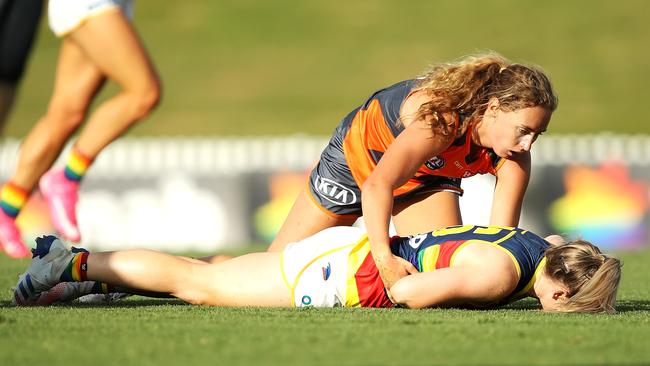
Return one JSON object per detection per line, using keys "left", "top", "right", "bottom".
{"left": 551, "top": 289, "right": 568, "bottom": 301}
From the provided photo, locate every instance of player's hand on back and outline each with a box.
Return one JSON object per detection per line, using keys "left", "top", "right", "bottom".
{"left": 376, "top": 254, "right": 418, "bottom": 290}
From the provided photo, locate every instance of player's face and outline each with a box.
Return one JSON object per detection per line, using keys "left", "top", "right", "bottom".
{"left": 489, "top": 106, "right": 552, "bottom": 159}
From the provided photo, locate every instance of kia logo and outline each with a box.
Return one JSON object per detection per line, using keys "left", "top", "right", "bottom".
{"left": 314, "top": 175, "right": 357, "bottom": 205}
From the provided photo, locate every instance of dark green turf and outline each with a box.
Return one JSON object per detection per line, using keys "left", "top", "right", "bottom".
{"left": 4, "top": 0, "right": 650, "bottom": 137}
{"left": 1, "top": 247, "right": 649, "bottom": 366}
{"left": 2, "top": 1, "right": 649, "bottom": 363}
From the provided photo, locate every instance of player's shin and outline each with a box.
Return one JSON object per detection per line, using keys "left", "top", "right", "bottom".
{"left": 85, "top": 249, "right": 199, "bottom": 296}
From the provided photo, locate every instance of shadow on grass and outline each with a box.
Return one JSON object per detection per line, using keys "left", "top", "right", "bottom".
{"left": 502, "top": 299, "right": 650, "bottom": 312}
{"left": 3, "top": 298, "right": 649, "bottom": 312}
{"left": 612, "top": 300, "right": 650, "bottom": 312}
{"left": 501, "top": 299, "right": 540, "bottom": 311}
{"left": 0, "top": 298, "right": 189, "bottom": 308}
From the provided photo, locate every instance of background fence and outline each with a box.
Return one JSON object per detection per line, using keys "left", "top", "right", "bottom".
{"left": 1, "top": 134, "right": 648, "bottom": 252}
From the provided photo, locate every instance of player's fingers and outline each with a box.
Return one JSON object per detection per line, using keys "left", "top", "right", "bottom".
{"left": 396, "top": 257, "right": 418, "bottom": 274}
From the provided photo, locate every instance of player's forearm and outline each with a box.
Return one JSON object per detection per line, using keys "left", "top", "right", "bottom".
{"left": 489, "top": 178, "right": 524, "bottom": 226}
{"left": 361, "top": 179, "right": 394, "bottom": 258}
{"left": 490, "top": 156, "right": 530, "bottom": 226}
{"left": 389, "top": 270, "right": 471, "bottom": 309}
{"left": 489, "top": 203, "right": 521, "bottom": 227}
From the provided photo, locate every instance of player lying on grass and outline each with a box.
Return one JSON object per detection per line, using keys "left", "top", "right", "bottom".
{"left": 13, "top": 225, "right": 621, "bottom": 313}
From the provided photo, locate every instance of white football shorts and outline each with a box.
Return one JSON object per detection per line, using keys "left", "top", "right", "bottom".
{"left": 281, "top": 226, "right": 366, "bottom": 308}
{"left": 48, "top": 0, "right": 134, "bottom": 37}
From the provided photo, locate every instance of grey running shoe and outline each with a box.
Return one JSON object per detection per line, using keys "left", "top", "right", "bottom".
{"left": 77, "top": 292, "right": 131, "bottom": 304}
{"left": 14, "top": 280, "right": 130, "bottom": 306}
{"left": 24, "top": 281, "right": 95, "bottom": 305}
{"left": 13, "top": 235, "right": 78, "bottom": 305}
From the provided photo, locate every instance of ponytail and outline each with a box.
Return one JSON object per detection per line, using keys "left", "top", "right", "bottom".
{"left": 545, "top": 241, "right": 621, "bottom": 313}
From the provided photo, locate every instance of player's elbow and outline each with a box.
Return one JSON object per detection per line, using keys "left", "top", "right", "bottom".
{"left": 361, "top": 176, "right": 393, "bottom": 202}
{"left": 361, "top": 176, "right": 381, "bottom": 193}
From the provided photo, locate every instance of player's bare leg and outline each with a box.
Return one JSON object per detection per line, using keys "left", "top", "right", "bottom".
{"left": 37, "top": 10, "right": 160, "bottom": 242}
{"left": 66, "top": 9, "right": 160, "bottom": 158}
{"left": 268, "top": 189, "right": 357, "bottom": 252}
{"left": 88, "top": 251, "right": 290, "bottom": 306}
{"left": 13, "top": 236, "right": 289, "bottom": 307}
{"left": 10, "top": 39, "right": 105, "bottom": 190}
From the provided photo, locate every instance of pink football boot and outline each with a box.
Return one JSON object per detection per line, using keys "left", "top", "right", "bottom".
{"left": 39, "top": 169, "right": 81, "bottom": 242}
{"left": 0, "top": 209, "right": 30, "bottom": 258}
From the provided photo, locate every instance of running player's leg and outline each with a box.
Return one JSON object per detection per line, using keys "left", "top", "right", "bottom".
{"left": 267, "top": 189, "right": 358, "bottom": 252}
{"left": 392, "top": 191, "right": 462, "bottom": 236}
{"left": 0, "top": 38, "right": 104, "bottom": 256}
{"left": 37, "top": 9, "right": 160, "bottom": 241}
{"left": 67, "top": 8, "right": 160, "bottom": 158}
{"left": 9, "top": 39, "right": 105, "bottom": 190}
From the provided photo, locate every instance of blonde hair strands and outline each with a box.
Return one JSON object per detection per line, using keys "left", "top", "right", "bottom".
{"left": 412, "top": 52, "right": 558, "bottom": 137}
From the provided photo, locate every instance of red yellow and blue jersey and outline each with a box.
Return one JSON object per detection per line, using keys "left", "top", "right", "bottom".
{"left": 345, "top": 225, "right": 549, "bottom": 308}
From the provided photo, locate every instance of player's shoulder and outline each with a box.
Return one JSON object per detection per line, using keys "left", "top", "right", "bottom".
{"left": 454, "top": 240, "right": 519, "bottom": 281}
{"left": 456, "top": 241, "right": 513, "bottom": 265}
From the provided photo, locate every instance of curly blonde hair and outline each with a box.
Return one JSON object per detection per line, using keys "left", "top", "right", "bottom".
{"left": 544, "top": 240, "right": 622, "bottom": 313}
{"left": 412, "top": 52, "right": 558, "bottom": 137}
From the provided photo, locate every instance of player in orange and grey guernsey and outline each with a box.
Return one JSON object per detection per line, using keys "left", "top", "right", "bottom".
{"left": 267, "top": 52, "right": 558, "bottom": 291}
{"left": 13, "top": 225, "right": 621, "bottom": 313}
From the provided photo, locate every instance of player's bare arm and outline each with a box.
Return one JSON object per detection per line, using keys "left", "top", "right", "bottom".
{"left": 490, "top": 151, "right": 531, "bottom": 227}
{"left": 363, "top": 117, "right": 455, "bottom": 288}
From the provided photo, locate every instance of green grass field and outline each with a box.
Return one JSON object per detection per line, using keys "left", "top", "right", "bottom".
{"left": 4, "top": 0, "right": 650, "bottom": 137}
{"left": 2, "top": 1, "right": 650, "bottom": 365}
{"left": 1, "top": 247, "right": 649, "bottom": 366}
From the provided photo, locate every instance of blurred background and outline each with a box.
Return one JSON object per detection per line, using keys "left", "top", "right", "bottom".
{"left": 1, "top": 0, "right": 649, "bottom": 251}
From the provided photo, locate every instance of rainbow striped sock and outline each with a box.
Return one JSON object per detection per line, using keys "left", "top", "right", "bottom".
{"left": 91, "top": 281, "right": 115, "bottom": 294}
{"left": 0, "top": 182, "right": 28, "bottom": 217}
{"left": 63, "top": 146, "right": 93, "bottom": 182}
{"left": 59, "top": 252, "right": 89, "bottom": 282}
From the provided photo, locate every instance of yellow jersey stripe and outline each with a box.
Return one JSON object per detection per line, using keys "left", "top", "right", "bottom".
{"left": 345, "top": 239, "right": 371, "bottom": 307}
{"left": 420, "top": 245, "right": 440, "bottom": 272}
{"left": 512, "top": 257, "right": 546, "bottom": 300}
